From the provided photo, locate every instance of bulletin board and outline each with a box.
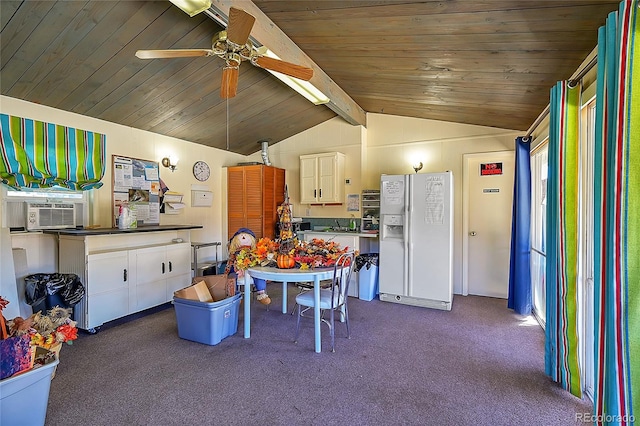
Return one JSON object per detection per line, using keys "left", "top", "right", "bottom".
{"left": 112, "top": 155, "right": 160, "bottom": 227}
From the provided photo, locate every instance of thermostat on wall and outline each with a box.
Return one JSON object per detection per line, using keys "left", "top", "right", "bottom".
{"left": 191, "top": 190, "right": 213, "bottom": 207}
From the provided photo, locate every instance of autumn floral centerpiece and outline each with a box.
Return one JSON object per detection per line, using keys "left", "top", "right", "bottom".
{"left": 233, "top": 237, "right": 280, "bottom": 271}
{"left": 232, "top": 237, "right": 353, "bottom": 271}
{"left": 293, "top": 238, "right": 352, "bottom": 269}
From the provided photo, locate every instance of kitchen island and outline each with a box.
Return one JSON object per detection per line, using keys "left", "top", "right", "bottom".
{"left": 49, "top": 225, "right": 202, "bottom": 331}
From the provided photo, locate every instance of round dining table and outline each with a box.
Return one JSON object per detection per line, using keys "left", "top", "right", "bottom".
{"left": 245, "top": 266, "right": 334, "bottom": 353}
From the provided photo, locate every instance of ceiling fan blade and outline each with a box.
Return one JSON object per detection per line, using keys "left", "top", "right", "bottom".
{"left": 135, "top": 49, "right": 212, "bottom": 59}
{"left": 221, "top": 66, "right": 239, "bottom": 99}
{"left": 254, "top": 56, "right": 313, "bottom": 81}
{"left": 226, "top": 7, "right": 255, "bottom": 46}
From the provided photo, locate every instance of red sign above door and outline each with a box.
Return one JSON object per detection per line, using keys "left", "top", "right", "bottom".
{"left": 480, "top": 162, "right": 503, "bottom": 176}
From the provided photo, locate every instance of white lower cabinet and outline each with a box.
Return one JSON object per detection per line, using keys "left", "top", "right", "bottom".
{"left": 59, "top": 233, "right": 192, "bottom": 331}
{"left": 131, "top": 243, "right": 191, "bottom": 311}
{"left": 86, "top": 251, "right": 130, "bottom": 328}
{"left": 165, "top": 243, "right": 191, "bottom": 299}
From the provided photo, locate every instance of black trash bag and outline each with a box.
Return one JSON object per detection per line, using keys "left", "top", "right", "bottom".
{"left": 24, "top": 273, "right": 85, "bottom": 307}
{"left": 25, "top": 274, "right": 48, "bottom": 306}
{"left": 60, "top": 274, "right": 85, "bottom": 306}
{"left": 355, "top": 253, "right": 379, "bottom": 272}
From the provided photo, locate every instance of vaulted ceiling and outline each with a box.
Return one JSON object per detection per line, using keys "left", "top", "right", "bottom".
{"left": 0, "top": 1, "right": 620, "bottom": 155}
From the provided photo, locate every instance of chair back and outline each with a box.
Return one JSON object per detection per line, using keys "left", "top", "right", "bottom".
{"left": 330, "top": 251, "right": 356, "bottom": 309}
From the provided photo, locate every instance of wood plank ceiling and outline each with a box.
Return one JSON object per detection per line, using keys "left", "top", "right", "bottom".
{"left": 0, "top": 0, "right": 620, "bottom": 155}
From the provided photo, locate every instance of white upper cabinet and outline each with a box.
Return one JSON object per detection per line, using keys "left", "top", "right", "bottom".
{"left": 299, "top": 152, "right": 345, "bottom": 204}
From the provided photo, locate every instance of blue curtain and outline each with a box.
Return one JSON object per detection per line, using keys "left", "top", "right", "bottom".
{"left": 507, "top": 136, "right": 532, "bottom": 314}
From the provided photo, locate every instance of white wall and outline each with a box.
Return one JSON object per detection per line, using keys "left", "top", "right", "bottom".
{"left": 246, "top": 116, "right": 365, "bottom": 220}
{"left": 364, "top": 113, "right": 520, "bottom": 294}
{"left": 2, "top": 96, "right": 522, "bottom": 294}
{"left": 0, "top": 95, "right": 245, "bottom": 264}
{"left": 261, "top": 112, "right": 519, "bottom": 294}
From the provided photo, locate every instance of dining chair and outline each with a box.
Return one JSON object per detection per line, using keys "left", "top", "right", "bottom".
{"left": 289, "top": 279, "right": 331, "bottom": 315}
{"left": 294, "top": 251, "right": 356, "bottom": 352}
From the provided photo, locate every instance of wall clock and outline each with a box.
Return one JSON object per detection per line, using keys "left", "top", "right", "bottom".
{"left": 192, "top": 161, "right": 210, "bottom": 181}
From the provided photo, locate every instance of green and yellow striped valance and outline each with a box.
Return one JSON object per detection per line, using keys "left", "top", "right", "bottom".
{"left": 0, "top": 113, "right": 106, "bottom": 190}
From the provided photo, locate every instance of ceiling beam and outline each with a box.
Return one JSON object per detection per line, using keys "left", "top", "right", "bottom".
{"left": 210, "top": 0, "right": 366, "bottom": 127}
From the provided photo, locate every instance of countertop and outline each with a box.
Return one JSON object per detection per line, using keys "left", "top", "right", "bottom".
{"left": 42, "top": 224, "right": 203, "bottom": 236}
{"left": 298, "top": 230, "right": 379, "bottom": 238}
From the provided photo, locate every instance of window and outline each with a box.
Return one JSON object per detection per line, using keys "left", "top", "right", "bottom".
{"left": 578, "top": 98, "right": 596, "bottom": 401}
{"left": 2, "top": 184, "right": 89, "bottom": 229}
{"left": 530, "top": 140, "right": 548, "bottom": 325}
{"left": 4, "top": 185, "right": 84, "bottom": 200}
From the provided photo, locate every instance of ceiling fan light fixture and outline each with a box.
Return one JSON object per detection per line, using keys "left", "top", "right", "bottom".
{"left": 169, "top": 0, "right": 211, "bottom": 17}
{"left": 262, "top": 50, "right": 330, "bottom": 105}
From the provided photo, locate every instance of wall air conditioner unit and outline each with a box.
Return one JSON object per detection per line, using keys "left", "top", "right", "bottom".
{"left": 26, "top": 202, "right": 76, "bottom": 231}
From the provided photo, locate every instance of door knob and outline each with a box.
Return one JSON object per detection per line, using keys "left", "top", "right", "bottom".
{"left": 469, "top": 231, "right": 477, "bottom": 236}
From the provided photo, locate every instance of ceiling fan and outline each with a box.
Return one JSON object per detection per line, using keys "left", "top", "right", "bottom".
{"left": 135, "top": 7, "right": 313, "bottom": 99}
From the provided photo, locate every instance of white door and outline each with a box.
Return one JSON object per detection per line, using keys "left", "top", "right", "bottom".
{"left": 463, "top": 151, "right": 514, "bottom": 298}
{"left": 317, "top": 154, "right": 336, "bottom": 202}
{"left": 299, "top": 156, "right": 318, "bottom": 203}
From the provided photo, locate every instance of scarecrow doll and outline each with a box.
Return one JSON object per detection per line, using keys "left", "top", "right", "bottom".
{"left": 223, "top": 228, "right": 271, "bottom": 305}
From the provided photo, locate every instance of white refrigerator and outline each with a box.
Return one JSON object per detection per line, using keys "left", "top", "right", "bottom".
{"left": 379, "top": 171, "right": 454, "bottom": 310}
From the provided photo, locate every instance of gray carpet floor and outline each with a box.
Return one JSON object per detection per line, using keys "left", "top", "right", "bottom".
{"left": 44, "top": 284, "right": 591, "bottom": 425}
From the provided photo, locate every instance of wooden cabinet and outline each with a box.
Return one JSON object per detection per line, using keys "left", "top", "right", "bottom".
{"left": 299, "top": 152, "right": 345, "bottom": 204}
{"left": 227, "top": 165, "right": 285, "bottom": 240}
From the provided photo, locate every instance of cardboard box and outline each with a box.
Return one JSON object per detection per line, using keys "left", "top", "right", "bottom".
{"left": 192, "top": 275, "right": 233, "bottom": 301}
{"left": 173, "top": 280, "right": 213, "bottom": 302}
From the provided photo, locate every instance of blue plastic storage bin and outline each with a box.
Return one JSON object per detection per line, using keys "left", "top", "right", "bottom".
{"left": 1, "top": 359, "right": 59, "bottom": 426}
{"left": 357, "top": 253, "right": 379, "bottom": 301}
{"left": 173, "top": 293, "right": 242, "bottom": 345}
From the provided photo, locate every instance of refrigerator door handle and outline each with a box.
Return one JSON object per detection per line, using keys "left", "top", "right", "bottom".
{"left": 404, "top": 175, "right": 411, "bottom": 295}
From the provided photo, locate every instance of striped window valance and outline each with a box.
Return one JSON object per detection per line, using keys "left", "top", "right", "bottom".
{"left": 0, "top": 114, "right": 106, "bottom": 190}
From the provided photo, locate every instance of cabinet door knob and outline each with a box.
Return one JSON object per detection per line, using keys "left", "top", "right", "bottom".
{"left": 123, "top": 269, "right": 127, "bottom": 282}
{"left": 162, "top": 262, "right": 166, "bottom": 274}
{"left": 314, "top": 189, "right": 317, "bottom": 198}
{"left": 319, "top": 188, "right": 322, "bottom": 198}
{"left": 169, "top": 261, "right": 173, "bottom": 272}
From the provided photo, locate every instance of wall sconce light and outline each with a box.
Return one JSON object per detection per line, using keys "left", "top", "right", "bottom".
{"left": 162, "top": 156, "right": 179, "bottom": 172}
{"left": 413, "top": 161, "right": 423, "bottom": 173}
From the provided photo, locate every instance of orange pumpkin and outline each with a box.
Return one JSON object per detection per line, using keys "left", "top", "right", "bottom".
{"left": 277, "top": 254, "right": 295, "bottom": 269}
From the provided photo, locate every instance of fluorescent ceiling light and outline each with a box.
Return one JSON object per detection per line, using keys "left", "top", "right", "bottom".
{"left": 263, "top": 50, "right": 330, "bottom": 105}
{"left": 169, "top": 0, "right": 211, "bottom": 17}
